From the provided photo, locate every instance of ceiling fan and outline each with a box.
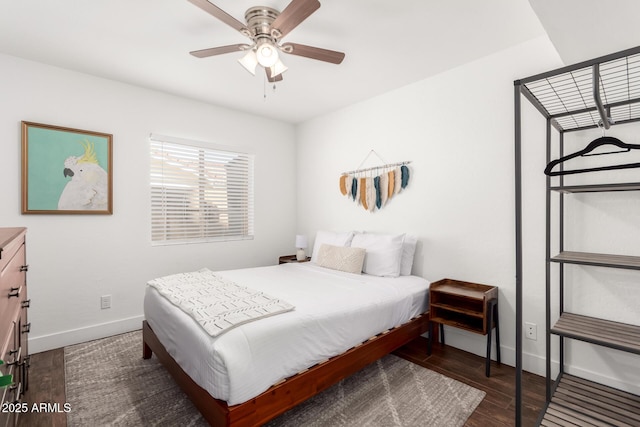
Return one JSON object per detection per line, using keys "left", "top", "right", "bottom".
{"left": 187, "top": 0, "right": 345, "bottom": 82}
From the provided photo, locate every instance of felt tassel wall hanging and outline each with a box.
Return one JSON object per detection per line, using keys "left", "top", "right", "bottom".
{"left": 351, "top": 177, "right": 359, "bottom": 202}
{"left": 359, "top": 177, "right": 368, "bottom": 209}
{"left": 387, "top": 170, "right": 395, "bottom": 199}
{"left": 379, "top": 172, "right": 388, "bottom": 207}
{"left": 393, "top": 167, "right": 402, "bottom": 195}
{"left": 366, "top": 177, "right": 375, "bottom": 212}
{"left": 339, "top": 150, "right": 411, "bottom": 212}
{"left": 339, "top": 175, "right": 348, "bottom": 196}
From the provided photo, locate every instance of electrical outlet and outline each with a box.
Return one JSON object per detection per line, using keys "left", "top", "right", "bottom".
{"left": 525, "top": 322, "right": 537, "bottom": 340}
{"left": 100, "top": 295, "right": 111, "bottom": 310}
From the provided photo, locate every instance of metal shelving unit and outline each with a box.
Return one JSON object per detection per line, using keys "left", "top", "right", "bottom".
{"left": 538, "top": 374, "right": 640, "bottom": 426}
{"left": 514, "top": 46, "right": 640, "bottom": 427}
{"left": 550, "top": 182, "right": 640, "bottom": 193}
{"left": 551, "top": 251, "right": 640, "bottom": 269}
{"left": 551, "top": 313, "right": 640, "bottom": 354}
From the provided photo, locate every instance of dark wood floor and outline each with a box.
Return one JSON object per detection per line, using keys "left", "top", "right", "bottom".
{"left": 394, "top": 337, "right": 546, "bottom": 426}
{"left": 19, "top": 346, "right": 67, "bottom": 427}
{"left": 18, "top": 336, "right": 546, "bottom": 427}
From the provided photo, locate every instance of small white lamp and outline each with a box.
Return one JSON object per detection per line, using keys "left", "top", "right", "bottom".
{"left": 295, "top": 235, "right": 308, "bottom": 261}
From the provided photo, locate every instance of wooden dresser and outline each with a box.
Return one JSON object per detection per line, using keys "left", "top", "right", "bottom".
{"left": 0, "top": 228, "right": 29, "bottom": 427}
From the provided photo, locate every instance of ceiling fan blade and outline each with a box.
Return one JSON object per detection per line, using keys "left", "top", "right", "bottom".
{"left": 281, "top": 43, "right": 345, "bottom": 64}
{"left": 190, "top": 44, "right": 250, "bottom": 58}
{"left": 270, "top": 0, "right": 320, "bottom": 38}
{"left": 187, "top": 0, "right": 248, "bottom": 33}
{"left": 266, "top": 67, "right": 284, "bottom": 82}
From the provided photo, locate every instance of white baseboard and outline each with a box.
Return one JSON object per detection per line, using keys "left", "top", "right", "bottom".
{"left": 564, "top": 364, "right": 640, "bottom": 396}
{"left": 28, "top": 315, "right": 144, "bottom": 354}
{"left": 426, "top": 326, "right": 548, "bottom": 374}
{"left": 439, "top": 327, "right": 640, "bottom": 395}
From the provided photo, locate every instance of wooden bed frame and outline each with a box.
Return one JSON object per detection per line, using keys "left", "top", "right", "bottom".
{"left": 142, "top": 312, "right": 429, "bottom": 427}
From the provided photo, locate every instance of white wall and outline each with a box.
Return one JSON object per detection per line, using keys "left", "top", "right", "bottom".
{"left": 295, "top": 35, "right": 562, "bottom": 369}
{"left": 0, "top": 53, "right": 297, "bottom": 352}
{"left": 296, "top": 34, "right": 640, "bottom": 395}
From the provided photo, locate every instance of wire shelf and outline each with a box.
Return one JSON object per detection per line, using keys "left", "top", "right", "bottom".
{"left": 522, "top": 51, "right": 640, "bottom": 132}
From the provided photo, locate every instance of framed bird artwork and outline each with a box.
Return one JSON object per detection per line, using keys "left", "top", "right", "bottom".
{"left": 21, "top": 121, "right": 113, "bottom": 214}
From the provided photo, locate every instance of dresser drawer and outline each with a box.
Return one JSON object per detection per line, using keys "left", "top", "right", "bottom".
{"left": 0, "top": 243, "right": 26, "bottom": 293}
{"left": 0, "top": 229, "right": 25, "bottom": 274}
{"left": 0, "top": 246, "right": 26, "bottom": 347}
{"left": 0, "top": 319, "right": 18, "bottom": 368}
{"left": 0, "top": 370, "right": 19, "bottom": 427}
{"left": 0, "top": 320, "right": 22, "bottom": 427}
{"left": 0, "top": 353, "right": 19, "bottom": 427}
{"left": 0, "top": 346, "right": 17, "bottom": 399}
{"left": 0, "top": 320, "right": 18, "bottom": 398}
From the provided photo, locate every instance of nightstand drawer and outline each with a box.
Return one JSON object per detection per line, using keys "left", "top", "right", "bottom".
{"left": 279, "top": 255, "right": 311, "bottom": 264}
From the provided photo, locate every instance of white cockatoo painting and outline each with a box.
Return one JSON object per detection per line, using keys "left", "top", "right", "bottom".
{"left": 58, "top": 140, "right": 109, "bottom": 210}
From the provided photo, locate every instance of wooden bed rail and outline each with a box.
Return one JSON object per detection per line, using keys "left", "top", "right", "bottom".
{"left": 142, "top": 312, "right": 429, "bottom": 426}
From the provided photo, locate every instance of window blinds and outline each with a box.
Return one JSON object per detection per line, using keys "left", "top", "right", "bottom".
{"left": 150, "top": 135, "right": 254, "bottom": 245}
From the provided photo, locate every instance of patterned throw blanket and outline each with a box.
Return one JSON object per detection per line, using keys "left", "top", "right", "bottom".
{"left": 148, "top": 269, "right": 295, "bottom": 337}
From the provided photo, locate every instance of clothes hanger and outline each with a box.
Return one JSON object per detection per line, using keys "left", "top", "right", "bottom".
{"left": 543, "top": 135, "right": 640, "bottom": 176}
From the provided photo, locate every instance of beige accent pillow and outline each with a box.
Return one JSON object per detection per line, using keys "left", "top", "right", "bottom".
{"left": 310, "top": 231, "right": 355, "bottom": 263}
{"left": 316, "top": 244, "right": 366, "bottom": 274}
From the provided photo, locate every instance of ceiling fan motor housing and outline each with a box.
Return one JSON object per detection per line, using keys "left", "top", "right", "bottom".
{"left": 244, "top": 6, "right": 280, "bottom": 41}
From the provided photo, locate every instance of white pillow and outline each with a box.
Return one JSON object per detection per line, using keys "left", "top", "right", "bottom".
{"left": 400, "top": 235, "right": 418, "bottom": 276}
{"left": 310, "top": 230, "right": 355, "bottom": 263}
{"left": 350, "top": 233, "right": 405, "bottom": 277}
{"left": 316, "top": 244, "right": 366, "bottom": 274}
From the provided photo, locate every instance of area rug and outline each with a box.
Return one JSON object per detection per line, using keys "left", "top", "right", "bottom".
{"left": 65, "top": 330, "right": 485, "bottom": 426}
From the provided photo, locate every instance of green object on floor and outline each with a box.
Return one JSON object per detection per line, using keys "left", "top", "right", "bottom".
{"left": 0, "top": 374, "right": 12, "bottom": 388}
{"left": 0, "top": 359, "right": 12, "bottom": 388}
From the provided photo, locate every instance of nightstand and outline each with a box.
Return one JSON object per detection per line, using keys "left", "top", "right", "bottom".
{"left": 278, "top": 255, "right": 311, "bottom": 264}
{"left": 427, "top": 278, "right": 500, "bottom": 377}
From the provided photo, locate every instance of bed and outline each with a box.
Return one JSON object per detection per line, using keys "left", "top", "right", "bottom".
{"left": 142, "top": 232, "right": 430, "bottom": 426}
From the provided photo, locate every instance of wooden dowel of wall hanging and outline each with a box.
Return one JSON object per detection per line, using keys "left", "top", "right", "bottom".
{"left": 341, "top": 160, "right": 411, "bottom": 176}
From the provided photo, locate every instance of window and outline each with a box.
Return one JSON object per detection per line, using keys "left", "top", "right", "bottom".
{"left": 150, "top": 134, "right": 254, "bottom": 245}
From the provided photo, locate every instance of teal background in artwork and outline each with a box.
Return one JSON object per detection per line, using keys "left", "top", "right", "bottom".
{"left": 27, "top": 126, "right": 109, "bottom": 210}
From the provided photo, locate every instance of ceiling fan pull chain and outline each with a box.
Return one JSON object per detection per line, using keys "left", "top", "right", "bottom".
{"left": 263, "top": 74, "right": 267, "bottom": 101}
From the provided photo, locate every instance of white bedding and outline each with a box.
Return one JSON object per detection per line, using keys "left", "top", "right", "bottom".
{"left": 143, "top": 262, "right": 430, "bottom": 405}
{"left": 147, "top": 269, "right": 295, "bottom": 337}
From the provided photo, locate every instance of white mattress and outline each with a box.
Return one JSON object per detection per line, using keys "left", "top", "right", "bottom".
{"left": 143, "top": 262, "right": 430, "bottom": 405}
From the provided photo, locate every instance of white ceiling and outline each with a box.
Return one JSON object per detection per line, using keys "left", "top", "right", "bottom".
{"left": 529, "top": 0, "right": 640, "bottom": 65}
{"left": 1, "top": 1, "right": 639, "bottom": 124}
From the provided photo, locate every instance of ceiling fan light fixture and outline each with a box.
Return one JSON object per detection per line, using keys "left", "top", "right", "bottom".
{"left": 238, "top": 49, "right": 258, "bottom": 75}
{"left": 256, "top": 41, "right": 279, "bottom": 67}
{"left": 270, "top": 59, "right": 288, "bottom": 77}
